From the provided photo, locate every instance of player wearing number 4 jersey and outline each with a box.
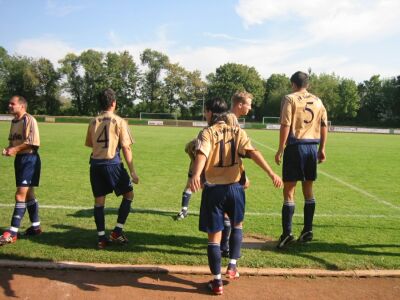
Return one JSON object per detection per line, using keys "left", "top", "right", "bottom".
{"left": 85, "top": 88, "right": 139, "bottom": 249}
{"left": 190, "top": 98, "right": 282, "bottom": 295}
{"left": 275, "top": 71, "right": 328, "bottom": 249}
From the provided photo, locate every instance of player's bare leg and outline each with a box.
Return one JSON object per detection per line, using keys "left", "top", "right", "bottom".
{"left": 277, "top": 182, "right": 297, "bottom": 249}
{"left": 25, "top": 187, "right": 42, "bottom": 236}
{"left": 226, "top": 221, "right": 242, "bottom": 279}
{"left": 207, "top": 231, "right": 223, "bottom": 295}
{"left": 299, "top": 181, "right": 315, "bottom": 242}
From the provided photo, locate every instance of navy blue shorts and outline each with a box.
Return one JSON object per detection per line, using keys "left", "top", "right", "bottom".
{"left": 90, "top": 163, "right": 133, "bottom": 197}
{"left": 283, "top": 144, "right": 318, "bottom": 182}
{"left": 14, "top": 153, "right": 41, "bottom": 187}
{"left": 199, "top": 183, "right": 245, "bottom": 233}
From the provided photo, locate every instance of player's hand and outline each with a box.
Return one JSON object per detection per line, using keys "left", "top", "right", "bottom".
{"left": 318, "top": 149, "right": 326, "bottom": 164}
{"left": 190, "top": 175, "right": 201, "bottom": 193}
{"left": 3, "top": 147, "right": 16, "bottom": 156}
{"left": 275, "top": 150, "right": 283, "bottom": 165}
{"left": 243, "top": 177, "right": 250, "bottom": 189}
{"left": 131, "top": 172, "right": 139, "bottom": 184}
{"left": 270, "top": 173, "right": 283, "bottom": 188}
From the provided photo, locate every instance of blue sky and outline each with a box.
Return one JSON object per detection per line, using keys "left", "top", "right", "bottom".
{"left": 1, "top": 0, "right": 399, "bottom": 82}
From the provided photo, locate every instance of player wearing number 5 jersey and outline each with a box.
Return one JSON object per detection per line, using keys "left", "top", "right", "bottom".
{"left": 190, "top": 98, "right": 282, "bottom": 295}
{"left": 85, "top": 88, "right": 139, "bottom": 249}
{"left": 275, "top": 71, "right": 328, "bottom": 249}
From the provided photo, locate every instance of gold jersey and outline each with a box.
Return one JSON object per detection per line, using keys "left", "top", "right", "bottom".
{"left": 8, "top": 113, "right": 40, "bottom": 154}
{"left": 196, "top": 121, "right": 255, "bottom": 184}
{"left": 85, "top": 111, "right": 134, "bottom": 162}
{"left": 226, "top": 112, "right": 239, "bottom": 127}
{"left": 280, "top": 91, "right": 328, "bottom": 145}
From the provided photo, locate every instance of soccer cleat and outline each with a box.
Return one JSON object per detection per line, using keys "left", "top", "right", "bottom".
{"left": 174, "top": 209, "right": 188, "bottom": 221}
{"left": 109, "top": 231, "right": 129, "bottom": 244}
{"left": 24, "top": 226, "right": 42, "bottom": 236}
{"left": 298, "top": 231, "right": 313, "bottom": 243}
{"left": 276, "top": 234, "right": 295, "bottom": 249}
{"left": 207, "top": 279, "right": 223, "bottom": 295}
{"left": 221, "top": 249, "right": 230, "bottom": 258}
{"left": 0, "top": 232, "right": 17, "bottom": 246}
{"left": 97, "top": 237, "right": 110, "bottom": 249}
{"left": 226, "top": 263, "right": 240, "bottom": 279}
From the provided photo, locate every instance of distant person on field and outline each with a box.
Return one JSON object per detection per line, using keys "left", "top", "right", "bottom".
{"left": 0, "top": 96, "right": 42, "bottom": 246}
{"left": 274, "top": 71, "right": 328, "bottom": 249}
{"left": 85, "top": 88, "right": 139, "bottom": 249}
{"left": 190, "top": 98, "right": 282, "bottom": 295}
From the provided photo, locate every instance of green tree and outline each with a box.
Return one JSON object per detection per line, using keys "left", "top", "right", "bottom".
{"left": 357, "top": 75, "right": 383, "bottom": 122}
{"left": 309, "top": 73, "right": 340, "bottom": 120}
{"left": 337, "top": 78, "right": 360, "bottom": 120}
{"left": 139, "top": 48, "right": 169, "bottom": 112}
{"left": 206, "top": 63, "right": 265, "bottom": 116}
{"left": 262, "top": 73, "right": 291, "bottom": 118}
{"left": 104, "top": 51, "right": 139, "bottom": 116}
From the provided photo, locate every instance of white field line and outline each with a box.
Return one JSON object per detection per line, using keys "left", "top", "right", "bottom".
{"left": 0, "top": 203, "right": 399, "bottom": 219}
{"left": 251, "top": 139, "right": 400, "bottom": 211}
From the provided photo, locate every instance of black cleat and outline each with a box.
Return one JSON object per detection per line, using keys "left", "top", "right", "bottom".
{"left": 298, "top": 231, "right": 313, "bottom": 243}
{"left": 276, "top": 234, "right": 295, "bottom": 249}
{"left": 174, "top": 209, "right": 188, "bottom": 221}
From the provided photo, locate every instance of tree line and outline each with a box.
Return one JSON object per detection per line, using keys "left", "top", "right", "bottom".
{"left": 0, "top": 46, "right": 398, "bottom": 126}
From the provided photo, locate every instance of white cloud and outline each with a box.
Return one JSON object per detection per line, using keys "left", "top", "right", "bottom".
{"left": 14, "top": 37, "right": 75, "bottom": 65}
{"left": 235, "top": 0, "right": 400, "bottom": 41}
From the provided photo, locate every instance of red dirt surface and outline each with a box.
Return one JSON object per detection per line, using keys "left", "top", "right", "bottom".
{"left": 1, "top": 267, "right": 399, "bottom": 300}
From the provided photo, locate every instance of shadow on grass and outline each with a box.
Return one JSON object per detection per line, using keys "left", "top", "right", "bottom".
{"left": 0, "top": 263, "right": 229, "bottom": 297}
{"left": 268, "top": 240, "right": 400, "bottom": 270}
{"left": 23, "top": 223, "right": 205, "bottom": 255}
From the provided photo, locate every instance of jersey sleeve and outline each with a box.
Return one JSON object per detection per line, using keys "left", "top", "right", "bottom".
{"left": 280, "top": 96, "right": 293, "bottom": 126}
{"left": 24, "top": 116, "right": 40, "bottom": 147}
{"left": 119, "top": 119, "right": 134, "bottom": 147}
{"left": 185, "top": 139, "right": 197, "bottom": 161}
{"left": 196, "top": 128, "right": 212, "bottom": 158}
{"left": 237, "top": 129, "right": 256, "bottom": 157}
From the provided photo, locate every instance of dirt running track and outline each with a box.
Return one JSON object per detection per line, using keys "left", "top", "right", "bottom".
{"left": 0, "top": 267, "right": 399, "bottom": 300}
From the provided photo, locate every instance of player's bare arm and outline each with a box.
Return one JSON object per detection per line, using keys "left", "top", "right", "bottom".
{"left": 3, "top": 143, "right": 33, "bottom": 157}
{"left": 121, "top": 145, "right": 139, "bottom": 184}
{"left": 275, "top": 124, "right": 290, "bottom": 165}
{"left": 318, "top": 125, "right": 328, "bottom": 163}
{"left": 189, "top": 153, "right": 207, "bottom": 192}
{"left": 248, "top": 150, "right": 283, "bottom": 188}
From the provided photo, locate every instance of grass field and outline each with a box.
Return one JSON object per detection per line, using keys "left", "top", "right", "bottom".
{"left": 0, "top": 122, "right": 399, "bottom": 270}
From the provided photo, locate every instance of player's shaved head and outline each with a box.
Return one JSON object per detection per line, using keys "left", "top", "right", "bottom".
{"left": 99, "top": 88, "right": 116, "bottom": 110}
{"left": 290, "top": 71, "right": 309, "bottom": 89}
{"left": 12, "top": 95, "right": 28, "bottom": 109}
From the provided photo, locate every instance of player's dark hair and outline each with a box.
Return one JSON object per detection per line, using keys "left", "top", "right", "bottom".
{"left": 99, "top": 88, "right": 116, "bottom": 110}
{"left": 13, "top": 95, "right": 28, "bottom": 109}
{"left": 205, "top": 98, "right": 228, "bottom": 125}
{"left": 290, "top": 71, "right": 309, "bottom": 88}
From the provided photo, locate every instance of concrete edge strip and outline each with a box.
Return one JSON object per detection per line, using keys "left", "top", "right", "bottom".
{"left": 0, "top": 260, "right": 399, "bottom": 278}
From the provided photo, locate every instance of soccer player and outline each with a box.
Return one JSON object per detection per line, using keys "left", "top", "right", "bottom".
{"left": 274, "top": 71, "right": 328, "bottom": 249}
{"left": 190, "top": 98, "right": 282, "bottom": 295}
{"left": 175, "top": 91, "right": 253, "bottom": 221}
{"left": 85, "top": 88, "right": 139, "bottom": 249}
{"left": 0, "top": 96, "right": 42, "bottom": 246}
